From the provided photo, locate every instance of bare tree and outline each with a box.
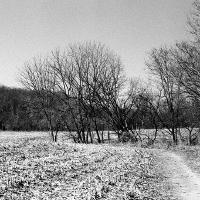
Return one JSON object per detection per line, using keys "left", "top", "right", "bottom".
{"left": 116, "top": 79, "right": 148, "bottom": 142}
{"left": 168, "top": 41, "right": 200, "bottom": 144}
{"left": 188, "top": 0, "right": 200, "bottom": 42}
{"left": 146, "top": 47, "right": 183, "bottom": 144}
{"left": 172, "top": 41, "right": 200, "bottom": 99}
{"left": 20, "top": 57, "right": 60, "bottom": 142}
{"left": 49, "top": 42, "right": 126, "bottom": 143}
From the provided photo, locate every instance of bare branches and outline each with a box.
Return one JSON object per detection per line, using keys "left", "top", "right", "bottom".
{"left": 188, "top": 0, "right": 200, "bottom": 42}
{"left": 146, "top": 47, "right": 184, "bottom": 144}
{"left": 19, "top": 41, "right": 128, "bottom": 143}
{"left": 172, "top": 41, "right": 200, "bottom": 100}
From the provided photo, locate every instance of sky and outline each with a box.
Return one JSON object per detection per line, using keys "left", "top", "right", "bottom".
{"left": 0, "top": 0, "right": 194, "bottom": 87}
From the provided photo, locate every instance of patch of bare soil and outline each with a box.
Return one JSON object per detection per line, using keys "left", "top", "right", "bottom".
{"left": 158, "top": 151, "right": 200, "bottom": 200}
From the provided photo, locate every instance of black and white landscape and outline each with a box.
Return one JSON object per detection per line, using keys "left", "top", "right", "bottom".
{"left": 1, "top": 0, "right": 200, "bottom": 199}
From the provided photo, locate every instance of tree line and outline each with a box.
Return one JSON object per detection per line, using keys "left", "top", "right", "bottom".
{"left": 1, "top": 0, "right": 200, "bottom": 145}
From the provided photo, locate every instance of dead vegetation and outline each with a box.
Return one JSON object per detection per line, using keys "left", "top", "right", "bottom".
{"left": 0, "top": 132, "right": 173, "bottom": 200}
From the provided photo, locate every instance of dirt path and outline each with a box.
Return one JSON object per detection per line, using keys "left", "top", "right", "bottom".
{"left": 160, "top": 151, "right": 200, "bottom": 200}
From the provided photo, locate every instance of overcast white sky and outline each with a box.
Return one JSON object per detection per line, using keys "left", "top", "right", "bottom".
{"left": 0, "top": 0, "right": 194, "bottom": 87}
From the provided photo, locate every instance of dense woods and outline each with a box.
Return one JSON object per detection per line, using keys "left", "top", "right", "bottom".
{"left": 0, "top": 86, "right": 55, "bottom": 131}
{"left": 2, "top": 0, "right": 200, "bottom": 145}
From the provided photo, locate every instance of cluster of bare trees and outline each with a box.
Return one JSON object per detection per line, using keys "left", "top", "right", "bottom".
{"left": 19, "top": 0, "right": 200, "bottom": 145}
{"left": 144, "top": 0, "right": 200, "bottom": 145}
{"left": 20, "top": 41, "right": 164, "bottom": 144}
{"left": 20, "top": 42, "right": 139, "bottom": 143}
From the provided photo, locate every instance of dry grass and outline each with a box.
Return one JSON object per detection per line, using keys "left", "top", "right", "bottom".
{"left": 0, "top": 131, "right": 174, "bottom": 200}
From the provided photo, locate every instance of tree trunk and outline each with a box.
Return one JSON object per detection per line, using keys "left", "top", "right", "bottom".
{"left": 90, "top": 131, "right": 93, "bottom": 143}
{"left": 108, "top": 131, "right": 110, "bottom": 143}
{"left": 101, "top": 131, "right": 104, "bottom": 143}
{"left": 172, "top": 128, "right": 178, "bottom": 145}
